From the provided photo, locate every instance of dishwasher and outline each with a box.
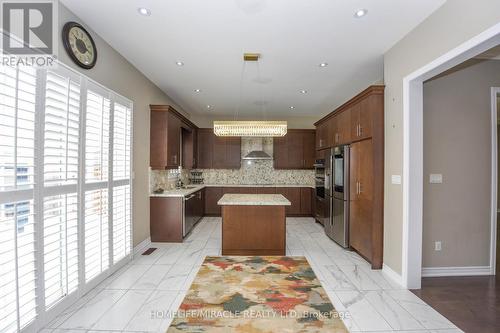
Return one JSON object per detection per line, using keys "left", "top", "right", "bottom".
{"left": 183, "top": 190, "right": 203, "bottom": 237}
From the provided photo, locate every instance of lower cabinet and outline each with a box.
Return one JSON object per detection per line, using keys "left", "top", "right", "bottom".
{"left": 151, "top": 189, "right": 205, "bottom": 242}
{"left": 150, "top": 197, "right": 183, "bottom": 242}
{"left": 202, "top": 186, "right": 313, "bottom": 217}
{"left": 205, "top": 187, "right": 223, "bottom": 216}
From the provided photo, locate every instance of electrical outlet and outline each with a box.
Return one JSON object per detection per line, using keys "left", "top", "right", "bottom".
{"left": 391, "top": 175, "right": 401, "bottom": 185}
{"left": 435, "top": 241, "right": 442, "bottom": 251}
{"left": 429, "top": 174, "right": 443, "bottom": 184}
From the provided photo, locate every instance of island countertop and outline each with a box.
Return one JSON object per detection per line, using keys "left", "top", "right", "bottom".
{"left": 217, "top": 194, "right": 291, "bottom": 206}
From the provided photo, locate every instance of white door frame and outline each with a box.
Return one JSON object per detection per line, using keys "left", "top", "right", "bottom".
{"left": 491, "top": 87, "right": 500, "bottom": 275}
{"left": 402, "top": 23, "right": 500, "bottom": 289}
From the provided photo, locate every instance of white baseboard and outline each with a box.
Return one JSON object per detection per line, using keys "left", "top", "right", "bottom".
{"left": 422, "top": 265, "right": 493, "bottom": 277}
{"left": 382, "top": 263, "right": 403, "bottom": 287}
{"left": 133, "top": 236, "right": 151, "bottom": 257}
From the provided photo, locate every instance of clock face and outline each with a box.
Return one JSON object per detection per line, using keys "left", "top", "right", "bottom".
{"left": 63, "top": 22, "right": 97, "bottom": 69}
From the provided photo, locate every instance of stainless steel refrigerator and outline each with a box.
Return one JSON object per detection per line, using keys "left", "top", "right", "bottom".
{"left": 324, "top": 145, "right": 350, "bottom": 248}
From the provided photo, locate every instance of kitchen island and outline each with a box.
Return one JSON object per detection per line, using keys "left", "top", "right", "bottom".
{"left": 218, "top": 194, "right": 291, "bottom": 255}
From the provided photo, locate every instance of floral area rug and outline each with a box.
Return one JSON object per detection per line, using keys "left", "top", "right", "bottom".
{"left": 167, "top": 256, "right": 349, "bottom": 332}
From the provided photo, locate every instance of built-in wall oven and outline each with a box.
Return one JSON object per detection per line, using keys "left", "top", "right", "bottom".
{"left": 314, "top": 159, "right": 325, "bottom": 199}
{"left": 314, "top": 159, "right": 327, "bottom": 225}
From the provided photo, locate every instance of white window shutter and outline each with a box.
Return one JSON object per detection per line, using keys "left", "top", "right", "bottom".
{"left": 85, "top": 90, "right": 110, "bottom": 183}
{"left": 84, "top": 189, "right": 109, "bottom": 282}
{"left": 43, "top": 71, "right": 80, "bottom": 186}
{"left": 43, "top": 194, "right": 78, "bottom": 309}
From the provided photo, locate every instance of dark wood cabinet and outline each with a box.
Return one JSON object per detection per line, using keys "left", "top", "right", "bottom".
{"left": 150, "top": 197, "right": 183, "bottom": 242}
{"left": 182, "top": 127, "right": 197, "bottom": 169}
{"left": 274, "top": 129, "right": 316, "bottom": 169}
{"left": 203, "top": 186, "right": 312, "bottom": 217}
{"left": 332, "top": 110, "right": 351, "bottom": 146}
{"left": 226, "top": 137, "right": 242, "bottom": 169}
{"left": 255, "top": 187, "right": 276, "bottom": 194}
{"left": 276, "top": 187, "right": 301, "bottom": 216}
{"left": 205, "top": 187, "right": 223, "bottom": 216}
{"left": 197, "top": 129, "right": 241, "bottom": 169}
{"left": 316, "top": 121, "right": 329, "bottom": 150}
{"left": 197, "top": 129, "right": 213, "bottom": 169}
{"left": 150, "top": 105, "right": 198, "bottom": 170}
{"left": 350, "top": 139, "right": 374, "bottom": 263}
{"left": 167, "top": 113, "right": 181, "bottom": 167}
{"left": 300, "top": 187, "right": 312, "bottom": 215}
{"left": 314, "top": 85, "right": 384, "bottom": 269}
{"left": 351, "top": 95, "right": 381, "bottom": 141}
{"left": 303, "top": 131, "right": 316, "bottom": 167}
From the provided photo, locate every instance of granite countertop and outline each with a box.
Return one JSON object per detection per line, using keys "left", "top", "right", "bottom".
{"left": 217, "top": 194, "right": 291, "bottom": 206}
{"left": 150, "top": 184, "right": 314, "bottom": 198}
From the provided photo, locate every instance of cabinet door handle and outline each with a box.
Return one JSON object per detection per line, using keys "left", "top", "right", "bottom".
{"left": 356, "top": 124, "right": 360, "bottom": 137}
{"left": 356, "top": 181, "right": 360, "bottom": 195}
{"left": 359, "top": 181, "right": 363, "bottom": 194}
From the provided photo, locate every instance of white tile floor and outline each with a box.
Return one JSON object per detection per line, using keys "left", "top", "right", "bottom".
{"left": 42, "top": 217, "right": 463, "bottom": 333}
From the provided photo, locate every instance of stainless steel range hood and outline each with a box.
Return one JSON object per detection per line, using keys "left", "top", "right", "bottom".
{"left": 241, "top": 137, "right": 273, "bottom": 160}
{"left": 242, "top": 150, "right": 272, "bottom": 160}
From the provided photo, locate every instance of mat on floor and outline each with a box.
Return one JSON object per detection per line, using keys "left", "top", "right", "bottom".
{"left": 167, "top": 256, "right": 348, "bottom": 332}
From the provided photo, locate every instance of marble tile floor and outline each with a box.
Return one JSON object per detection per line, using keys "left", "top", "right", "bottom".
{"left": 41, "top": 217, "right": 463, "bottom": 333}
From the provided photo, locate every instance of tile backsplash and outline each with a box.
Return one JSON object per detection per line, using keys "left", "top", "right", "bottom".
{"left": 149, "top": 137, "right": 315, "bottom": 192}
{"left": 194, "top": 159, "right": 314, "bottom": 185}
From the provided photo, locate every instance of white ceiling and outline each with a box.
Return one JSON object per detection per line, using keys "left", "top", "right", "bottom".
{"left": 61, "top": 0, "right": 446, "bottom": 118}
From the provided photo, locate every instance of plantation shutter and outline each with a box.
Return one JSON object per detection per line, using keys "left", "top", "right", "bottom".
{"left": 0, "top": 66, "right": 37, "bottom": 332}
{"left": 42, "top": 68, "right": 81, "bottom": 310}
{"left": 84, "top": 84, "right": 111, "bottom": 282}
{"left": 0, "top": 62, "right": 133, "bottom": 332}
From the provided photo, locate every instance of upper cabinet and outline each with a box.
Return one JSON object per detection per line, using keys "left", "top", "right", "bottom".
{"left": 150, "top": 105, "right": 198, "bottom": 170}
{"left": 197, "top": 128, "right": 213, "bottom": 169}
{"left": 316, "top": 121, "right": 329, "bottom": 150}
{"left": 274, "top": 129, "right": 315, "bottom": 169}
{"left": 314, "top": 85, "right": 384, "bottom": 149}
{"left": 197, "top": 129, "right": 241, "bottom": 169}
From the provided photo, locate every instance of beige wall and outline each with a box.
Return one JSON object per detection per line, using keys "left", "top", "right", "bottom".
{"left": 190, "top": 114, "right": 316, "bottom": 129}
{"left": 58, "top": 4, "right": 190, "bottom": 247}
{"left": 422, "top": 59, "right": 500, "bottom": 267}
{"left": 384, "top": 0, "right": 500, "bottom": 274}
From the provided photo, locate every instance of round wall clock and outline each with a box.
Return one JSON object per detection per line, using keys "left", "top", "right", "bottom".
{"left": 62, "top": 22, "right": 97, "bottom": 69}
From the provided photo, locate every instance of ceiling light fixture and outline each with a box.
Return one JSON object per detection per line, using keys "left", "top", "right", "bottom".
{"left": 194, "top": 89, "right": 201, "bottom": 93}
{"left": 300, "top": 90, "right": 307, "bottom": 94}
{"left": 354, "top": 9, "right": 368, "bottom": 18}
{"left": 290, "top": 106, "right": 295, "bottom": 109}
{"left": 319, "top": 62, "right": 328, "bottom": 67}
{"left": 137, "top": 7, "right": 151, "bottom": 16}
{"left": 214, "top": 121, "right": 288, "bottom": 137}
{"left": 175, "top": 61, "right": 184, "bottom": 66}
{"left": 206, "top": 105, "right": 212, "bottom": 109}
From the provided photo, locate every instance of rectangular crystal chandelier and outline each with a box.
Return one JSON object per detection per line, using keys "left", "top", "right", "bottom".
{"left": 213, "top": 121, "right": 288, "bottom": 137}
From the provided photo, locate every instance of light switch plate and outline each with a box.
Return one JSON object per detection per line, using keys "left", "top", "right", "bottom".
{"left": 391, "top": 175, "right": 401, "bottom": 185}
{"left": 429, "top": 174, "right": 443, "bottom": 184}
{"left": 435, "top": 241, "right": 442, "bottom": 251}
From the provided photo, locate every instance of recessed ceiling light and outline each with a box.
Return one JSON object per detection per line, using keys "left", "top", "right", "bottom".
{"left": 300, "top": 90, "right": 307, "bottom": 94}
{"left": 137, "top": 7, "right": 151, "bottom": 16}
{"left": 206, "top": 105, "right": 212, "bottom": 109}
{"left": 194, "top": 89, "right": 201, "bottom": 93}
{"left": 354, "top": 9, "right": 368, "bottom": 18}
{"left": 289, "top": 106, "right": 295, "bottom": 109}
{"left": 319, "top": 62, "right": 328, "bottom": 67}
{"left": 175, "top": 61, "right": 184, "bottom": 66}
